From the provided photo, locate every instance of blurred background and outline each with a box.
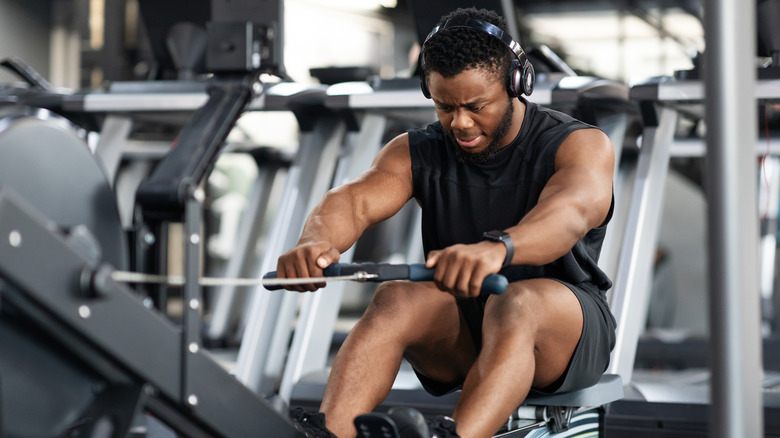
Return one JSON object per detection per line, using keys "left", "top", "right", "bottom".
{"left": 0, "top": 0, "right": 705, "bottom": 88}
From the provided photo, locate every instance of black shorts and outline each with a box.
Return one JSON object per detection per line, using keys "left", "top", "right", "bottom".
{"left": 414, "top": 279, "right": 616, "bottom": 396}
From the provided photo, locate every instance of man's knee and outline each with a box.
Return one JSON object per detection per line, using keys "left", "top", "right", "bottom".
{"left": 363, "top": 281, "right": 427, "bottom": 328}
{"left": 369, "top": 281, "right": 411, "bottom": 311}
{"left": 489, "top": 282, "right": 538, "bottom": 319}
{"left": 485, "top": 279, "right": 561, "bottom": 333}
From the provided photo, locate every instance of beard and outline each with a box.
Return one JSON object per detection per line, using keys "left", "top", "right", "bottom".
{"left": 449, "top": 98, "right": 515, "bottom": 165}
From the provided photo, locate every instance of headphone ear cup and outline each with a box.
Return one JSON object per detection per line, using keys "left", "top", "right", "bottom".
{"left": 419, "top": 53, "right": 431, "bottom": 99}
{"left": 507, "top": 59, "right": 520, "bottom": 98}
{"left": 420, "top": 74, "right": 431, "bottom": 99}
{"left": 520, "top": 61, "right": 535, "bottom": 96}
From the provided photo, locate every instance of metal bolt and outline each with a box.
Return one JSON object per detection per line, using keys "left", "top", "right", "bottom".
{"left": 78, "top": 305, "right": 91, "bottom": 319}
{"left": 143, "top": 297, "right": 154, "bottom": 308}
{"left": 8, "top": 230, "right": 21, "bottom": 247}
{"left": 193, "top": 188, "right": 205, "bottom": 203}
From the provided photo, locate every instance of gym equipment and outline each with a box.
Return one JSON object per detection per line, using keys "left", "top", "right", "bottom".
{"left": 53, "top": 77, "right": 338, "bottom": 340}
{"left": 350, "top": 374, "right": 623, "bottom": 437}
{"left": 0, "top": 106, "right": 128, "bottom": 270}
{"left": 103, "top": 262, "right": 509, "bottom": 295}
{"left": 603, "top": 67, "right": 780, "bottom": 434}
{"left": 136, "top": 0, "right": 285, "bottom": 81}
{"left": 0, "top": 0, "right": 314, "bottom": 435}
{"left": 262, "top": 262, "right": 509, "bottom": 295}
{"left": 0, "top": 186, "right": 303, "bottom": 437}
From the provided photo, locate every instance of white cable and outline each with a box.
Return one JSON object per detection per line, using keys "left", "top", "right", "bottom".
{"left": 110, "top": 270, "right": 378, "bottom": 288}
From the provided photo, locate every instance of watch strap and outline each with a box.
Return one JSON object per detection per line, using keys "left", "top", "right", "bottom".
{"left": 482, "top": 230, "right": 514, "bottom": 267}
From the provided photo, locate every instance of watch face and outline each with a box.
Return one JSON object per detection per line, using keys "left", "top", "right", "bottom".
{"left": 485, "top": 230, "right": 508, "bottom": 240}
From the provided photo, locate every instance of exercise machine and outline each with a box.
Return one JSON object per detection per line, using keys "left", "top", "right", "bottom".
{"left": 0, "top": 0, "right": 315, "bottom": 436}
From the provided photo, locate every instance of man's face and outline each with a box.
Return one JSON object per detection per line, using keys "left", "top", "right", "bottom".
{"left": 428, "top": 68, "right": 518, "bottom": 163}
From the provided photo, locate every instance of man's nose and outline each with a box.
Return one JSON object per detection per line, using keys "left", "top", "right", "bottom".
{"left": 450, "top": 109, "right": 475, "bottom": 131}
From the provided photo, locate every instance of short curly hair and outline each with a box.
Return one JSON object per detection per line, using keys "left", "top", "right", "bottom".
{"left": 421, "top": 8, "right": 513, "bottom": 89}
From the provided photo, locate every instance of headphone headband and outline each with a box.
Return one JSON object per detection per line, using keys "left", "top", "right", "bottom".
{"left": 424, "top": 17, "right": 526, "bottom": 62}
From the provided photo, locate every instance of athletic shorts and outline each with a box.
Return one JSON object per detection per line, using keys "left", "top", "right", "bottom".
{"left": 414, "top": 279, "right": 617, "bottom": 396}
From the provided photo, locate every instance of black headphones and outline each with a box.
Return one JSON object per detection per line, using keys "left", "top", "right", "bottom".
{"left": 419, "top": 17, "right": 535, "bottom": 99}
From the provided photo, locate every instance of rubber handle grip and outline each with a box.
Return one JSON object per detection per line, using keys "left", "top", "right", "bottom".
{"left": 262, "top": 265, "right": 342, "bottom": 290}
{"left": 408, "top": 263, "right": 508, "bottom": 296}
{"left": 261, "top": 271, "right": 282, "bottom": 290}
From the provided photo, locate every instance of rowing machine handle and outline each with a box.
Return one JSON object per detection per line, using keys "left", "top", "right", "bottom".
{"left": 264, "top": 263, "right": 508, "bottom": 296}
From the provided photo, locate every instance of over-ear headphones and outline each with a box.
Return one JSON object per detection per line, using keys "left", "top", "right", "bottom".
{"left": 419, "top": 17, "right": 535, "bottom": 99}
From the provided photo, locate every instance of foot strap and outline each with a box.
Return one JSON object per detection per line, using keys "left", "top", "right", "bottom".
{"left": 354, "top": 413, "right": 401, "bottom": 438}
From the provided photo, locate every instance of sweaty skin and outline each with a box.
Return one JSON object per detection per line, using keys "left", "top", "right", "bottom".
{"left": 276, "top": 67, "right": 614, "bottom": 438}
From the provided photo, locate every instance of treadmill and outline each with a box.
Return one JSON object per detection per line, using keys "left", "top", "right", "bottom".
{"left": 604, "top": 1, "right": 780, "bottom": 432}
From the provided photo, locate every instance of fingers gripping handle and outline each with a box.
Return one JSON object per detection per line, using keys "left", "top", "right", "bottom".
{"left": 264, "top": 263, "right": 508, "bottom": 296}
{"left": 407, "top": 264, "right": 508, "bottom": 296}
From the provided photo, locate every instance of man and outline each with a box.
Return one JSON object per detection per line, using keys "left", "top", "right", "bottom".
{"left": 279, "top": 7, "right": 616, "bottom": 438}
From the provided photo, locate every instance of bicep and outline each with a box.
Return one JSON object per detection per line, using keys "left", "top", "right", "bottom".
{"left": 337, "top": 133, "right": 414, "bottom": 228}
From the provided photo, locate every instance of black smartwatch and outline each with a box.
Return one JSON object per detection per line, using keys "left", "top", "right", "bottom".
{"left": 482, "top": 230, "right": 514, "bottom": 267}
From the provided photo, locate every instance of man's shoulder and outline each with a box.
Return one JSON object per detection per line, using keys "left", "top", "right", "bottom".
{"left": 409, "top": 121, "right": 445, "bottom": 144}
{"left": 408, "top": 121, "right": 448, "bottom": 156}
{"left": 531, "top": 102, "right": 589, "bottom": 128}
{"left": 408, "top": 121, "right": 454, "bottom": 171}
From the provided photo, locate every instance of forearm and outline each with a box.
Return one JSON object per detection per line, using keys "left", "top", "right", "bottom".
{"left": 297, "top": 187, "right": 370, "bottom": 253}
{"left": 506, "top": 194, "right": 605, "bottom": 266}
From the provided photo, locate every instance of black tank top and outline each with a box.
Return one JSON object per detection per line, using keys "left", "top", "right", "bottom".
{"left": 409, "top": 99, "right": 613, "bottom": 291}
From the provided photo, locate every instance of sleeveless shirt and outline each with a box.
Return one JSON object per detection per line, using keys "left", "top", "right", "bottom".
{"left": 409, "top": 98, "right": 613, "bottom": 291}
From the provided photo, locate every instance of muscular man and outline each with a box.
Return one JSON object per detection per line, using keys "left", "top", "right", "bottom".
{"left": 279, "top": 7, "right": 616, "bottom": 438}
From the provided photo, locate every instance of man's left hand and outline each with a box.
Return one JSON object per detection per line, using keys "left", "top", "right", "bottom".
{"left": 425, "top": 241, "right": 506, "bottom": 297}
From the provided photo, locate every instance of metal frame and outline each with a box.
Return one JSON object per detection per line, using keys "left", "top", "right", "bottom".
{"left": 704, "top": 0, "right": 762, "bottom": 435}
{"left": 608, "top": 101, "right": 678, "bottom": 384}
{"left": 612, "top": 68, "right": 774, "bottom": 434}
{"left": 0, "top": 187, "right": 303, "bottom": 437}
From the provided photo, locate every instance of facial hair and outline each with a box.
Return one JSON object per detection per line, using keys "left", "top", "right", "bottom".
{"left": 450, "top": 97, "right": 515, "bottom": 165}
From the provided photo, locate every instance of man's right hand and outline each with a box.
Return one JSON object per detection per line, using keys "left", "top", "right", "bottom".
{"left": 275, "top": 242, "right": 341, "bottom": 292}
